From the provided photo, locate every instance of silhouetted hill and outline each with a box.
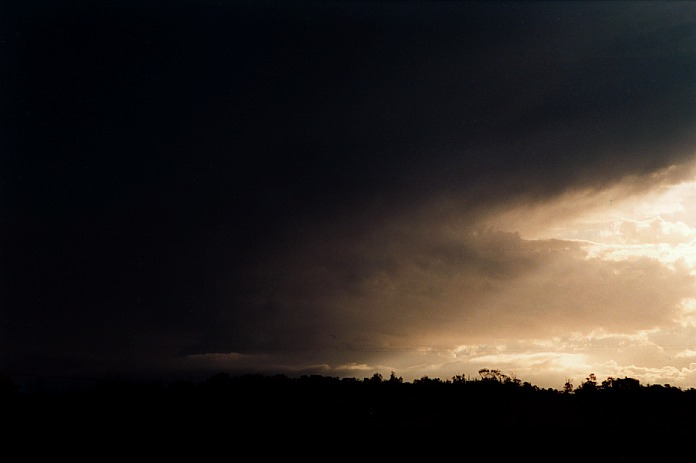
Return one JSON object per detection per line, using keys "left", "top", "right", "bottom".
{"left": 3, "top": 371, "right": 695, "bottom": 460}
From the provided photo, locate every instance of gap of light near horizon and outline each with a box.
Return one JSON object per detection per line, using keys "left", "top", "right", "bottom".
{"left": 187, "top": 161, "right": 696, "bottom": 390}
{"left": 474, "top": 163, "right": 696, "bottom": 388}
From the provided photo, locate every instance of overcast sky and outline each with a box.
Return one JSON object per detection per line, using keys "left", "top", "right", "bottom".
{"left": 2, "top": 0, "right": 696, "bottom": 389}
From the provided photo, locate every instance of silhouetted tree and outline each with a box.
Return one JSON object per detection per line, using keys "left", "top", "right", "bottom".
{"left": 478, "top": 368, "right": 509, "bottom": 382}
{"left": 576, "top": 373, "right": 598, "bottom": 394}
{"left": 507, "top": 373, "right": 522, "bottom": 387}
{"left": 604, "top": 376, "right": 641, "bottom": 394}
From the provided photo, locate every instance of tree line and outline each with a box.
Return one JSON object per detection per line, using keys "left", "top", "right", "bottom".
{"left": 3, "top": 369, "right": 695, "bottom": 459}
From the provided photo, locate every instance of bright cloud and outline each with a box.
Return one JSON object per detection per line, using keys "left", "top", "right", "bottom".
{"left": 467, "top": 164, "right": 696, "bottom": 388}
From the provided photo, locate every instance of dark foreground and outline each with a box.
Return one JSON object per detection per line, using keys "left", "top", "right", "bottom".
{"left": 4, "top": 372, "right": 695, "bottom": 460}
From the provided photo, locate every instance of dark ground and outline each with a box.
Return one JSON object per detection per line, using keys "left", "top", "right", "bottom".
{"left": 4, "top": 373, "right": 695, "bottom": 460}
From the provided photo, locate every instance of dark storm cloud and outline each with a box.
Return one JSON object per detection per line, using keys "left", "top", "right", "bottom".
{"left": 2, "top": 0, "right": 694, "bottom": 378}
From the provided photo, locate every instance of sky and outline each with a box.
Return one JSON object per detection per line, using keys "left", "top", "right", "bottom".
{"left": 2, "top": 0, "right": 696, "bottom": 390}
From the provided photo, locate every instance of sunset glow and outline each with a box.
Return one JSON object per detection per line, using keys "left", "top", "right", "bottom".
{"left": 450, "top": 165, "right": 696, "bottom": 387}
